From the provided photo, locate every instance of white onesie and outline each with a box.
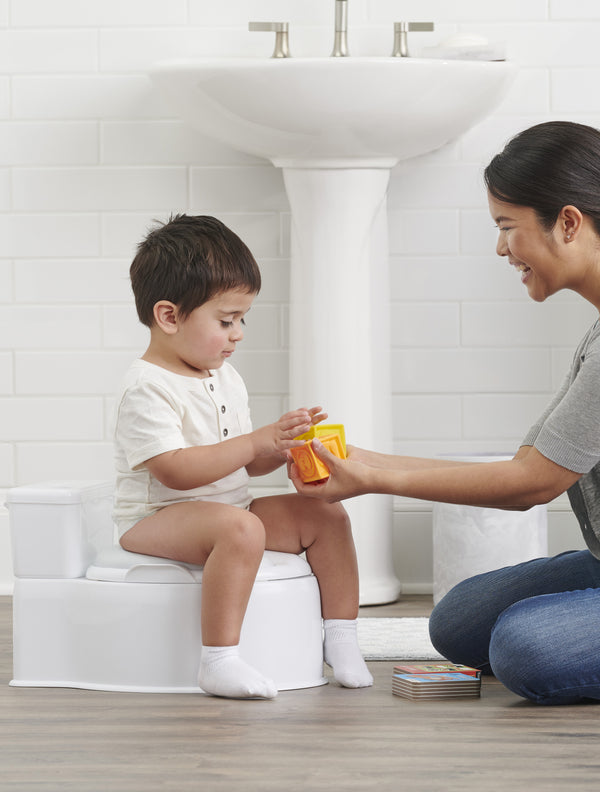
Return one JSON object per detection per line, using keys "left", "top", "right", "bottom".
{"left": 113, "top": 359, "right": 253, "bottom": 536}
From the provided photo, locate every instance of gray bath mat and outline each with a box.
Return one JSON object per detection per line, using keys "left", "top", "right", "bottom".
{"left": 357, "top": 617, "right": 444, "bottom": 661}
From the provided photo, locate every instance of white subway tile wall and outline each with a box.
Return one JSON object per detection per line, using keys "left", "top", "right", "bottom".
{"left": 1, "top": 1, "right": 597, "bottom": 589}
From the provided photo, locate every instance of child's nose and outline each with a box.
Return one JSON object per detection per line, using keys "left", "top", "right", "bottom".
{"left": 231, "top": 323, "right": 244, "bottom": 341}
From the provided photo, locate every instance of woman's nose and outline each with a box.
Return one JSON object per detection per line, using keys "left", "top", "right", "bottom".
{"left": 496, "top": 233, "right": 508, "bottom": 257}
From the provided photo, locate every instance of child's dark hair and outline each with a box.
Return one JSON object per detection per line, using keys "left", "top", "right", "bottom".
{"left": 130, "top": 214, "right": 262, "bottom": 327}
{"left": 484, "top": 121, "right": 600, "bottom": 236}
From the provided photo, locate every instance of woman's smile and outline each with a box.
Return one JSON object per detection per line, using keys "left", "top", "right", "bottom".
{"left": 510, "top": 259, "right": 532, "bottom": 281}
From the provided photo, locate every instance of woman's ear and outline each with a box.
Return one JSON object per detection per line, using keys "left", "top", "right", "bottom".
{"left": 152, "top": 301, "right": 179, "bottom": 334}
{"left": 559, "top": 205, "right": 584, "bottom": 242}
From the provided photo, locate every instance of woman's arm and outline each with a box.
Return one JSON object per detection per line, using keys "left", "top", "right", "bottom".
{"left": 290, "top": 441, "right": 581, "bottom": 510}
{"left": 347, "top": 445, "right": 478, "bottom": 471}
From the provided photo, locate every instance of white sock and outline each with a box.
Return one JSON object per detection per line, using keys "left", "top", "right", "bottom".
{"left": 198, "top": 645, "right": 278, "bottom": 700}
{"left": 323, "top": 618, "right": 373, "bottom": 689}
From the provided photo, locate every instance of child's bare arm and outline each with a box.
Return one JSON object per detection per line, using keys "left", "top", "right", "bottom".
{"left": 145, "top": 407, "right": 325, "bottom": 490}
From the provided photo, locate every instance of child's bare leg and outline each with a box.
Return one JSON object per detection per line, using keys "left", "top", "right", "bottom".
{"left": 120, "top": 501, "right": 277, "bottom": 699}
{"left": 250, "top": 494, "right": 373, "bottom": 688}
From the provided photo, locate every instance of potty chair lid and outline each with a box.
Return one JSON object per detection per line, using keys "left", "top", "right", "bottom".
{"left": 86, "top": 546, "right": 313, "bottom": 584}
{"left": 6, "top": 479, "right": 113, "bottom": 505}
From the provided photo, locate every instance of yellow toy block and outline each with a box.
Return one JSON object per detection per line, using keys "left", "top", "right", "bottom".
{"left": 290, "top": 425, "right": 347, "bottom": 483}
{"left": 295, "top": 424, "right": 346, "bottom": 455}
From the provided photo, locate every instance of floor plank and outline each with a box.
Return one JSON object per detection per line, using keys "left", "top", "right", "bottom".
{"left": 1, "top": 595, "right": 599, "bottom": 791}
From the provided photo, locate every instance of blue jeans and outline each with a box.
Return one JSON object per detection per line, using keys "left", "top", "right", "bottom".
{"left": 428, "top": 550, "right": 600, "bottom": 705}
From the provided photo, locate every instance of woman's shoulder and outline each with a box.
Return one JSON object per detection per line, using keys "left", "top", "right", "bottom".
{"left": 577, "top": 318, "right": 600, "bottom": 359}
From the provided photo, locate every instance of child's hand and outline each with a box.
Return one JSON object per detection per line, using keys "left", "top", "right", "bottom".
{"left": 306, "top": 406, "right": 328, "bottom": 427}
{"left": 251, "top": 407, "right": 327, "bottom": 457}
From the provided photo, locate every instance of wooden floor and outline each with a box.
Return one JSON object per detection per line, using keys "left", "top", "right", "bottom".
{"left": 2, "top": 594, "right": 599, "bottom": 791}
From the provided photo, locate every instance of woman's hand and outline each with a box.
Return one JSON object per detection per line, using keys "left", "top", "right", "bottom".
{"left": 288, "top": 439, "right": 373, "bottom": 502}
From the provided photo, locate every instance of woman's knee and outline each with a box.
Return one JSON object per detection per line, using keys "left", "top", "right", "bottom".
{"left": 428, "top": 576, "right": 500, "bottom": 673}
{"left": 428, "top": 580, "right": 473, "bottom": 657}
{"left": 488, "top": 598, "right": 595, "bottom": 705}
{"left": 488, "top": 602, "right": 550, "bottom": 702}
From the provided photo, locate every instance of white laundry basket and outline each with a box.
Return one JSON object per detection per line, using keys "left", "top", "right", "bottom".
{"left": 432, "top": 454, "right": 548, "bottom": 604}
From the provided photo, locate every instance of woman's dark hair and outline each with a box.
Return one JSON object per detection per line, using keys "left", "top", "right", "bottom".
{"left": 484, "top": 121, "right": 600, "bottom": 235}
{"left": 130, "top": 214, "right": 261, "bottom": 327}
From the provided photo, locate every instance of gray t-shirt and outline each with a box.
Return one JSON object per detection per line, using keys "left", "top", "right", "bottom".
{"left": 522, "top": 319, "right": 600, "bottom": 559}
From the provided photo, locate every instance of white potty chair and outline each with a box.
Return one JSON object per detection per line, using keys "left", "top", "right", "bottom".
{"left": 7, "top": 481, "right": 327, "bottom": 693}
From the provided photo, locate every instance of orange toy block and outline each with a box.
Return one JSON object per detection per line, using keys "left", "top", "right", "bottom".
{"left": 290, "top": 428, "right": 347, "bottom": 483}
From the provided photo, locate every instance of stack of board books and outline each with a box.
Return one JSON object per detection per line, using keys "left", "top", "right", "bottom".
{"left": 392, "top": 663, "right": 481, "bottom": 701}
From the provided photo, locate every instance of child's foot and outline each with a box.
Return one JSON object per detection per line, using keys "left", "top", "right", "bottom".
{"left": 323, "top": 618, "right": 374, "bottom": 688}
{"left": 198, "top": 645, "right": 278, "bottom": 699}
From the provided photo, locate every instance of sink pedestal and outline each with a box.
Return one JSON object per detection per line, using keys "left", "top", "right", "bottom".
{"left": 283, "top": 165, "right": 401, "bottom": 604}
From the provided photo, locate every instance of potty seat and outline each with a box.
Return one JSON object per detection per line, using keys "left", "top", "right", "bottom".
{"left": 8, "top": 482, "right": 327, "bottom": 693}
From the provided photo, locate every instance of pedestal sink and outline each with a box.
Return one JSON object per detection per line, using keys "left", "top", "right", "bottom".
{"left": 150, "top": 56, "right": 516, "bottom": 604}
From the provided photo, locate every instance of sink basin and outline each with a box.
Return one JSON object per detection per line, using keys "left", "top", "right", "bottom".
{"left": 150, "top": 56, "right": 516, "bottom": 166}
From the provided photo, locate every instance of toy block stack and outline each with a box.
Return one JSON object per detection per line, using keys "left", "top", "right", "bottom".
{"left": 290, "top": 424, "right": 347, "bottom": 483}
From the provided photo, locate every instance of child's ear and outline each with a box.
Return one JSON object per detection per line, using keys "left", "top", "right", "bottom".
{"left": 153, "top": 301, "right": 179, "bottom": 334}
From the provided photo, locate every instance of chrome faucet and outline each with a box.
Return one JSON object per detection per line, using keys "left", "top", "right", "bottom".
{"left": 331, "top": 0, "right": 349, "bottom": 57}
{"left": 249, "top": 21, "right": 291, "bottom": 58}
{"left": 250, "top": 4, "right": 434, "bottom": 60}
{"left": 392, "top": 22, "right": 434, "bottom": 57}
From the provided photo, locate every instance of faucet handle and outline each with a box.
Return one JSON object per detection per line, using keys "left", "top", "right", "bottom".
{"left": 392, "top": 21, "right": 434, "bottom": 58}
{"left": 249, "top": 21, "right": 291, "bottom": 59}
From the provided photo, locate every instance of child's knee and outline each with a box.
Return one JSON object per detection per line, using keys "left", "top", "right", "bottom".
{"left": 324, "top": 501, "right": 351, "bottom": 532}
{"left": 221, "top": 508, "right": 266, "bottom": 554}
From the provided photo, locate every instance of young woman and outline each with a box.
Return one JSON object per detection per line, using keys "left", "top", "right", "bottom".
{"left": 291, "top": 121, "right": 600, "bottom": 705}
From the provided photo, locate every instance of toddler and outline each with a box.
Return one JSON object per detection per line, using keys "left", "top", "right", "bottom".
{"left": 113, "top": 214, "right": 372, "bottom": 699}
